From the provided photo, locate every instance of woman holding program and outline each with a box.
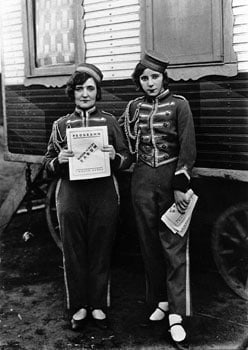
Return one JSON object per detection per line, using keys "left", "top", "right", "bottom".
{"left": 119, "top": 50, "right": 196, "bottom": 349}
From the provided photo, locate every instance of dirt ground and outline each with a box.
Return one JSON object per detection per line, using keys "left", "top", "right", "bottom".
{"left": 0, "top": 208, "right": 248, "bottom": 350}
{"left": 0, "top": 125, "right": 248, "bottom": 350}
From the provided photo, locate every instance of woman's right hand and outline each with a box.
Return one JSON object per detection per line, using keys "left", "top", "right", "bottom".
{"left": 174, "top": 190, "right": 190, "bottom": 214}
{"left": 58, "top": 149, "right": 74, "bottom": 164}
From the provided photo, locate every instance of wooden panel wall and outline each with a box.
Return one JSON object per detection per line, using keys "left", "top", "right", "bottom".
{"left": 83, "top": 0, "right": 141, "bottom": 79}
{"left": 233, "top": 0, "right": 248, "bottom": 72}
{"left": 1, "top": 0, "right": 25, "bottom": 85}
{"left": 1, "top": 0, "right": 247, "bottom": 84}
{"left": 5, "top": 73, "right": 248, "bottom": 170}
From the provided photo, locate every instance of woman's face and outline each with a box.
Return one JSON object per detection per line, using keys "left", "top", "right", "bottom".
{"left": 74, "top": 77, "right": 97, "bottom": 110}
{"left": 139, "top": 68, "right": 164, "bottom": 97}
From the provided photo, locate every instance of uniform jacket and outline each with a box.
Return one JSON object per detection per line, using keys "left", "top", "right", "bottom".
{"left": 44, "top": 106, "right": 131, "bottom": 178}
{"left": 119, "top": 89, "right": 196, "bottom": 191}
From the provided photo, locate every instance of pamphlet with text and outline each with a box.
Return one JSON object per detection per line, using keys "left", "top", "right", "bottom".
{"left": 66, "top": 126, "right": 110, "bottom": 180}
{"left": 161, "top": 189, "right": 198, "bottom": 237}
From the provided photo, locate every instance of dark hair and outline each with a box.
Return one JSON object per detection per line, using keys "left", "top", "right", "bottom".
{"left": 131, "top": 62, "right": 169, "bottom": 91}
{"left": 66, "top": 71, "right": 102, "bottom": 101}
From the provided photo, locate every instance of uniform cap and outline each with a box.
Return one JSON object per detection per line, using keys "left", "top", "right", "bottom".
{"left": 76, "top": 63, "right": 103, "bottom": 82}
{"left": 141, "top": 50, "right": 169, "bottom": 73}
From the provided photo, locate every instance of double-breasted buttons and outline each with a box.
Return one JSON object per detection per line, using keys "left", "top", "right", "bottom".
{"left": 162, "top": 153, "right": 169, "bottom": 159}
{"left": 163, "top": 121, "right": 170, "bottom": 127}
{"left": 141, "top": 154, "right": 148, "bottom": 160}
{"left": 164, "top": 110, "right": 171, "bottom": 117}
{"left": 140, "top": 135, "right": 151, "bottom": 143}
{"left": 161, "top": 144, "right": 168, "bottom": 150}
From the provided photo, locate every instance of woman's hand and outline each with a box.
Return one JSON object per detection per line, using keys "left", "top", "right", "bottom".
{"left": 58, "top": 148, "right": 74, "bottom": 164}
{"left": 174, "top": 190, "right": 190, "bottom": 214}
{"left": 101, "top": 145, "right": 116, "bottom": 160}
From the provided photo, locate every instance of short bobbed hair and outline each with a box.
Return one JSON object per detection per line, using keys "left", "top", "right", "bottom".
{"left": 131, "top": 62, "right": 169, "bottom": 92}
{"left": 66, "top": 71, "right": 102, "bottom": 102}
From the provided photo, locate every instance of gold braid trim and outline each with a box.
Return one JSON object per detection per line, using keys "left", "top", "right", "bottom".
{"left": 51, "top": 114, "right": 71, "bottom": 153}
{"left": 52, "top": 120, "right": 66, "bottom": 153}
{"left": 123, "top": 97, "right": 143, "bottom": 156}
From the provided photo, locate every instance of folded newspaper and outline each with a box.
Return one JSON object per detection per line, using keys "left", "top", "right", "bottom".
{"left": 161, "top": 189, "right": 198, "bottom": 237}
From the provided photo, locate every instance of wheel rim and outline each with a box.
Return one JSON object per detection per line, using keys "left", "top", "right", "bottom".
{"left": 45, "top": 179, "right": 62, "bottom": 251}
{"left": 212, "top": 203, "right": 248, "bottom": 300}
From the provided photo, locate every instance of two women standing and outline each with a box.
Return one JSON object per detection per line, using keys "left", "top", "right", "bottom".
{"left": 45, "top": 50, "right": 196, "bottom": 349}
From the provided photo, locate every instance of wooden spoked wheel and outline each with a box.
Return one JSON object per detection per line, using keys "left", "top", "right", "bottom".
{"left": 45, "top": 179, "right": 62, "bottom": 251}
{"left": 212, "top": 202, "right": 248, "bottom": 300}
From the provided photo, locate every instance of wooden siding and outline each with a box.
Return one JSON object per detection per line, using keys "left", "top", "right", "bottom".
{"left": 1, "top": 1, "right": 25, "bottom": 85}
{"left": 1, "top": 0, "right": 248, "bottom": 85}
{"left": 83, "top": 0, "right": 141, "bottom": 79}
{"left": 233, "top": 0, "right": 248, "bottom": 72}
{"left": 5, "top": 72, "right": 248, "bottom": 171}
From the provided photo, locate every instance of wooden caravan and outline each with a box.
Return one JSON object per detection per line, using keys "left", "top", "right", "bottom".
{"left": 1, "top": 0, "right": 248, "bottom": 298}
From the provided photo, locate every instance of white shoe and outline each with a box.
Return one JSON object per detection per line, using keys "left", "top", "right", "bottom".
{"left": 169, "top": 314, "right": 186, "bottom": 342}
{"left": 149, "top": 301, "right": 169, "bottom": 321}
{"left": 72, "top": 308, "right": 87, "bottom": 320}
{"left": 92, "top": 309, "right": 106, "bottom": 320}
{"left": 71, "top": 308, "right": 87, "bottom": 331}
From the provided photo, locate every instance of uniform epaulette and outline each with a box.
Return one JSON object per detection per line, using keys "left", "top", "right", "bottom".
{"left": 101, "top": 110, "right": 114, "bottom": 117}
{"left": 55, "top": 113, "right": 71, "bottom": 124}
{"left": 101, "top": 110, "right": 116, "bottom": 120}
{"left": 129, "top": 96, "right": 145, "bottom": 109}
{"left": 132, "top": 96, "right": 145, "bottom": 103}
{"left": 173, "top": 94, "right": 186, "bottom": 100}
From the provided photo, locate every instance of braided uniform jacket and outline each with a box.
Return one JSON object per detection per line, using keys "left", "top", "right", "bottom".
{"left": 119, "top": 89, "right": 196, "bottom": 191}
{"left": 44, "top": 106, "right": 131, "bottom": 179}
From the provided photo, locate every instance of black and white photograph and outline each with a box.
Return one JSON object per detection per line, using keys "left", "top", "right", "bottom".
{"left": 0, "top": 1, "right": 247, "bottom": 349}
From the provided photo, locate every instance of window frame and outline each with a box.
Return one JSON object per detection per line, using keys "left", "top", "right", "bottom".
{"left": 22, "top": 0, "right": 85, "bottom": 87}
{"left": 140, "top": 0, "right": 237, "bottom": 81}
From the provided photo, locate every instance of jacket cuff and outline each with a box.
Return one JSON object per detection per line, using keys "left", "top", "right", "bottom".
{"left": 47, "top": 157, "right": 62, "bottom": 176}
{"left": 111, "top": 153, "right": 123, "bottom": 170}
{"left": 172, "top": 170, "right": 190, "bottom": 192}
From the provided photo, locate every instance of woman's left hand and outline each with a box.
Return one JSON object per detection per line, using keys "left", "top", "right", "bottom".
{"left": 101, "top": 145, "right": 116, "bottom": 160}
{"left": 174, "top": 190, "right": 190, "bottom": 214}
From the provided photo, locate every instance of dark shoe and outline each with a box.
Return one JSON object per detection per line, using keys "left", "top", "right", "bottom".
{"left": 93, "top": 317, "right": 109, "bottom": 330}
{"left": 71, "top": 317, "right": 87, "bottom": 331}
{"left": 169, "top": 323, "right": 189, "bottom": 350}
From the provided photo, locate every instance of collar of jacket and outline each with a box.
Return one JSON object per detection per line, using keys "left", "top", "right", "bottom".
{"left": 146, "top": 88, "right": 171, "bottom": 103}
{"left": 74, "top": 105, "right": 97, "bottom": 118}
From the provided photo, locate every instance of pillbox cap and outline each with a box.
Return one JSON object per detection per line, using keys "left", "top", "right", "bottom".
{"left": 141, "top": 50, "right": 169, "bottom": 73}
{"left": 76, "top": 63, "right": 103, "bottom": 82}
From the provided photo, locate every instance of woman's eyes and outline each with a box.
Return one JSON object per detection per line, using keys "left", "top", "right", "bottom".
{"left": 87, "top": 86, "right": 96, "bottom": 91}
{"left": 75, "top": 86, "right": 96, "bottom": 91}
{"left": 140, "top": 75, "right": 160, "bottom": 81}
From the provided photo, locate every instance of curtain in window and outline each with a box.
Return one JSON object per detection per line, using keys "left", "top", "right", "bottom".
{"left": 35, "top": 0, "right": 76, "bottom": 67}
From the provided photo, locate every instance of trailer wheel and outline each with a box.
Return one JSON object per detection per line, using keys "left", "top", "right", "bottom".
{"left": 45, "top": 179, "right": 62, "bottom": 251}
{"left": 212, "top": 202, "right": 248, "bottom": 300}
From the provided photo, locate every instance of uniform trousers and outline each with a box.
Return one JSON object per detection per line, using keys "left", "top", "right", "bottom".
{"left": 56, "top": 176, "right": 118, "bottom": 314}
{"left": 131, "top": 161, "right": 191, "bottom": 316}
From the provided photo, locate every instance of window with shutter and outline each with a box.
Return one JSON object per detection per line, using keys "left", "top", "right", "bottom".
{"left": 140, "top": 0, "right": 237, "bottom": 80}
{"left": 23, "top": 0, "right": 85, "bottom": 87}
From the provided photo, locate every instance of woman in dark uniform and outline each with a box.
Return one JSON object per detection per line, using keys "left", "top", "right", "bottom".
{"left": 44, "top": 63, "right": 131, "bottom": 331}
{"left": 119, "top": 51, "right": 196, "bottom": 349}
